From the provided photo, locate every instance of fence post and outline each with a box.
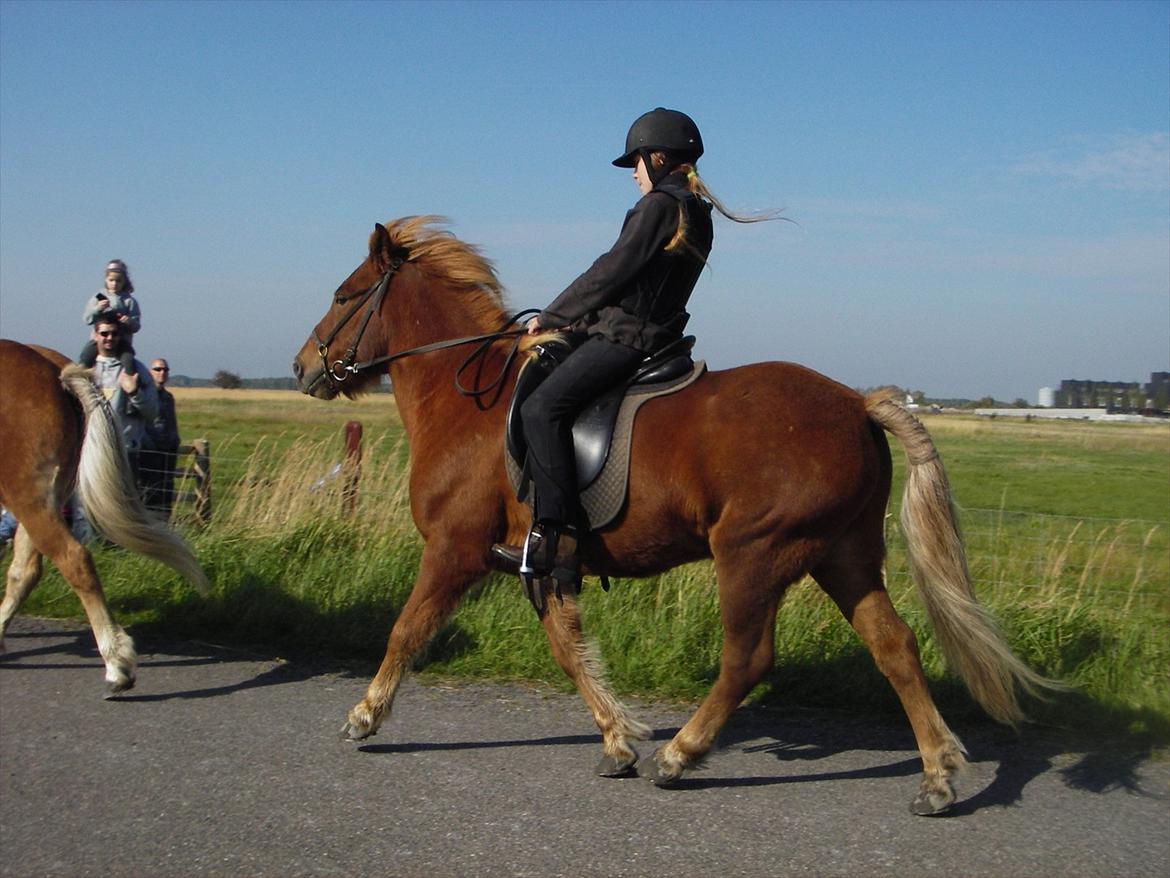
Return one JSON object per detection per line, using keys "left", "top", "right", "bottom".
{"left": 192, "top": 439, "right": 211, "bottom": 525}
{"left": 342, "top": 421, "right": 363, "bottom": 517}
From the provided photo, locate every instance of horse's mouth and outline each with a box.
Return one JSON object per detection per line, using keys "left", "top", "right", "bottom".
{"left": 293, "top": 362, "right": 338, "bottom": 400}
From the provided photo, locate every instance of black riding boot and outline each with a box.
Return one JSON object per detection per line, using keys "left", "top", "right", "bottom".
{"left": 491, "top": 521, "right": 581, "bottom": 612}
{"left": 491, "top": 521, "right": 579, "bottom": 574}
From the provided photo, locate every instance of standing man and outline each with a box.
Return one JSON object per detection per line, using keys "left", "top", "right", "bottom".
{"left": 89, "top": 311, "right": 158, "bottom": 480}
{"left": 141, "top": 358, "right": 181, "bottom": 517}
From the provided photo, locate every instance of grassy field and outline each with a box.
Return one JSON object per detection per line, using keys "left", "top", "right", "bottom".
{"left": 11, "top": 388, "right": 1170, "bottom": 749}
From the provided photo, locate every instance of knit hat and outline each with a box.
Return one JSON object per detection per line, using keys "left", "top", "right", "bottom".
{"left": 104, "top": 259, "right": 134, "bottom": 293}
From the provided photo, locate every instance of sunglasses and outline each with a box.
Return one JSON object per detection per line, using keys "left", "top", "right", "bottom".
{"left": 97, "top": 330, "right": 120, "bottom": 338}
{"left": 151, "top": 367, "right": 169, "bottom": 373}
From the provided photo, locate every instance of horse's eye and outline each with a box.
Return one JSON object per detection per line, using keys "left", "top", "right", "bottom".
{"left": 334, "top": 294, "right": 347, "bottom": 305}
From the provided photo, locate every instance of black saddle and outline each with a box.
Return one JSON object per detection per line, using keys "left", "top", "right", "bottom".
{"left": 506, "top": 334, "right": 696, "bottom": 495}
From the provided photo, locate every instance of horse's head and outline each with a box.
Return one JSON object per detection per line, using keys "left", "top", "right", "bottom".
{"left": 293, "top": 223, "right": 403, "bottom": 400}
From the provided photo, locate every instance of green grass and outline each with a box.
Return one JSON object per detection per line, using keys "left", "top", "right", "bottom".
{"left": 11, "top": 393, "right": 1170, "bottom": 751}
{"left": 914, "top": 415, "right": 1169, "bottom": 520}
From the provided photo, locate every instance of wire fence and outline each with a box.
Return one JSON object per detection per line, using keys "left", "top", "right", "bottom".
{"left": 153, "top": 440, "right": 1169, "bottom": 613}
{"left": 884, "top": 507, "right": 1167, "bottom": 611}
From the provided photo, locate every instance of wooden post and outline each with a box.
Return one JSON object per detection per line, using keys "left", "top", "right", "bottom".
{"left": 192, "top": 439, "right": 211, "bottom": 525}
{"left": 342, "top": 421, "right": 362, "bottom": 517}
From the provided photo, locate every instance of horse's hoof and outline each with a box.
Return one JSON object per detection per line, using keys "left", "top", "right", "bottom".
{"left": 597, "top": 750, "right": 639, "bottom": 778}
{"left": 910, "top": 784, "right": 956, "bottom": 816}
{"left": 341, "top": 721, "right": 367, "bottom": 744}
{"left": 103, "top": 677, "right": 135, "bottom": 699}
{"left": 640, "top": 751, "right": 683, "bottom": 788}
{"left": 340, "top": 721, "right": 375, "bottom": 742}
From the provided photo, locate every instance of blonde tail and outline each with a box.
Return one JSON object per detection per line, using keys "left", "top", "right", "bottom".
{"left": 61, "top": 365, "right": 209, "bottom": 595}
{"left": 866, "top": 393, "right": 1060, "bottom": 725}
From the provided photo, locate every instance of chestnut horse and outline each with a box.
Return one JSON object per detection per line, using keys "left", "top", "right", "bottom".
{"left": 293, "top": 217, "right": 1054, "bottom": 814}
{"left": 0, "top": 340, "right": 208, "bottom": 694}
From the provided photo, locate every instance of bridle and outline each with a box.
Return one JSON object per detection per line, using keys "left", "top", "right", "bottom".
{"left": 307, "top": 252, "right": 537, "bottom": 406}
{"left": 308, "top": 254, "right": 404, "bottom": 392}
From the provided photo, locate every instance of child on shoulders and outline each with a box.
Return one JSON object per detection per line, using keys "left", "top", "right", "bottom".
{"left": 79, "top": 259, "right": 141, "bottom": 371}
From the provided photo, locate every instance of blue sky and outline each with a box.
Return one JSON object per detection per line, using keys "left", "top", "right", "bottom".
{"left": 1, "top": 0, "right": 1167, "bottom": 402}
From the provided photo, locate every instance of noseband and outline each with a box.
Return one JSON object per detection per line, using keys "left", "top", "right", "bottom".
{"left": 306, "top": 252, "right": 536, "bottom": 402}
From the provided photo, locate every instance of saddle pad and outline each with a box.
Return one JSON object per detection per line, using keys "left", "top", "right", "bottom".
{"left": 506, "top": 360, "right": 706, "bottom": 530}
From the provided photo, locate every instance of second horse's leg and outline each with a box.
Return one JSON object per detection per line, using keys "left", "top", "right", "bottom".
{"left": 1, "top": 527, "right": 44, "bottom": 646}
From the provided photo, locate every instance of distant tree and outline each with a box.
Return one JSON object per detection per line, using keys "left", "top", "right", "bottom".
{"left": 1012, "top": 398, "right": 1030, "bottom": 408}
{"left": 213, "top": 369, "right": 242, "bottom": 389}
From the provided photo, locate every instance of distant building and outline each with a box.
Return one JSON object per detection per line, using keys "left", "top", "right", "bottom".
{"left": 1147, "top": 372, "right": 1170, "bottom": 410}
{"left": 1038, "top": 387, "right": 1055, "bottom": 408}
{"left": 1053, "top": 372, "right": 1169, "bottom": 412}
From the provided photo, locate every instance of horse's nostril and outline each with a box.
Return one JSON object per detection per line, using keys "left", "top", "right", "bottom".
{"left": 292, "top": 360, "right": 303, "bottom": 380}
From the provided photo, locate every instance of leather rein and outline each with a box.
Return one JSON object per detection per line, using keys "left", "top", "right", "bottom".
{"left": 309, "top": 254, "right": 537, "bottom": 406}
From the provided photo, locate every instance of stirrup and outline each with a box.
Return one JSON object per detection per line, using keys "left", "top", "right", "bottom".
{"left": 518, "top": 522, "right": 581, "bottom": 613}
{"left": 519, "top": 521, "right": 562, "bottom": 577}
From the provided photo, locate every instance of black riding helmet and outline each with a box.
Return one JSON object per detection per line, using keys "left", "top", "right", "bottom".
{"left": 612, "top": 108, "right": 704, "bottom": 177}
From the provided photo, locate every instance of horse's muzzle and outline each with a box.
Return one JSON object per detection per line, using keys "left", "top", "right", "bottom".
{"left": 292, "top": 356, "right": 335, "bottom": 399}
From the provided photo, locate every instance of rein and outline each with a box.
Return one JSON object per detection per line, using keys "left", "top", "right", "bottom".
{"left": 309, "top": 254, "right": 538, "bottom": 403}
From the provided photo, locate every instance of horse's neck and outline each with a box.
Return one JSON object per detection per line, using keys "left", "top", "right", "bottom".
{"left": 385, "top": 271, "right": 509, "bottom": 442}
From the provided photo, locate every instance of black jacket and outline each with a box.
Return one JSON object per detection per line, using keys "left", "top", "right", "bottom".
{"left": 538, "top": 172, "right": 713, "bottom": 353}
{"left": 145, "top": 387, "right": 180, "bottom": 453}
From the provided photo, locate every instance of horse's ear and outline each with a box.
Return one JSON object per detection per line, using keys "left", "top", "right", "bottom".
{"left": 370, "top": 223, "right": 393, "bottom": 268}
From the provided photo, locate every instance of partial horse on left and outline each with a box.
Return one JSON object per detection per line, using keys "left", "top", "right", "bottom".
{"left": 0, "top": 340, "right": 208, "bottom": 694}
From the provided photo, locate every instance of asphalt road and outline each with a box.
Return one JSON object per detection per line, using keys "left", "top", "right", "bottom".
{"left": 1, "top": 615, "right": 1167, "bottom": 878}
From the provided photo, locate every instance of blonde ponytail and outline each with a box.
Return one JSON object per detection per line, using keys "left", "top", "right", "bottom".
{"left": 650, "top": 155, "right": 781, "bottom": 254}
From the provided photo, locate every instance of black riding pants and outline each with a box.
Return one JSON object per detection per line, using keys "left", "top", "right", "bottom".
{"left": 521, "top": 334, "right": 645, "bottom": 527}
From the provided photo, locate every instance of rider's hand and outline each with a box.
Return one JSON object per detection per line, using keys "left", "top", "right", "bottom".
{"left": 118, "top": 370, "right": 140, "bottom": 395}
{"left": 526, "top": 317, "right": 542, "bottom": 335}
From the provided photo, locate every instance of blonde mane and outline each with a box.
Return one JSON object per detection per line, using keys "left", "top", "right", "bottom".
{"left": 383, "top": 216, "right": 506, "bottom": 314}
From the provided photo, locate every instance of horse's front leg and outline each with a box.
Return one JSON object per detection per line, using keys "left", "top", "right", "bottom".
{"left": 343, "top": 540, "right": 484, "bottom": 741}
{"left": 540, "top": 588, "right": 651, "bottom": 776}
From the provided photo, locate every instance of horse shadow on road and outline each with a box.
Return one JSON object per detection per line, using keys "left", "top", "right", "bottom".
{"left": 653, "top": 699, "right": 1168, "bottom": 815}
{"left": 354, "top": 688, "right": 1167, "bottom": 817}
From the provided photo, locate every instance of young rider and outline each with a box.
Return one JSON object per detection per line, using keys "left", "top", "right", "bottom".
{"left": 495, "top": 108, "right": 758, "bottom": 589}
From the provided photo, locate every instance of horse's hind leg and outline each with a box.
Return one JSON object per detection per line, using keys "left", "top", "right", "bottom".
{"left": 1, "top": 526, "right": 45, "bottom": 647}
{"left": 813, "top": 551, "right": 967, "bottom": 816}
{"left": 17, "top": 507, "right": 136, "bottom": 694}
{"left": 647, "top": 543, "right": 786, "bottom": 785}
{"left": 540, "top": 588, "right": 651, "bottom": 776}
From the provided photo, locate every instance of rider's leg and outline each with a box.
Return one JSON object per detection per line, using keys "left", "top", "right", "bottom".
{"left": 505, "top": 335, "right": 643, "bottom": 573}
